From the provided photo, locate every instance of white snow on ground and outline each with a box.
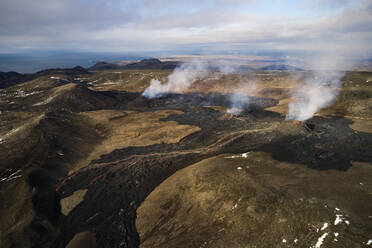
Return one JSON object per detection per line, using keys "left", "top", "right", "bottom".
{"left": 335, "top": 208, "right": 340, "bottom": 211}
{"left": 320, "top": 223, "right": 328, "bottom": 230}
{"left": 313, "top": 233, "right": 328, "bottom": 248}
{"left": 237, "top": 167, "right": 242, "bottom": 170}
{"left": 334, "top": 215, "right": 342, "bottom": 225}
{"left": 103, "top": 81, "right": 117, "bottom": 85}
{"left": 50, "top": 76, "right": 60, "bottom": 79}
{"left": 282, "top": 239, "right": 287, "bottom": 243}
{"left": 231, "top": 203, "right": 238, "bottom": 210}
{"left": 334, "top": 214, "right": 347, "bottom": 225}
{"left": 226, "top": 155, "right": 240, "bottom": 158}
{"left": 294, "top": 238, "right": 298, "bottom": 244}
{"left": 14, "top": 90, "right": 42, "bottom": 98}
{"left": 225, "top": 152, "right": 250, "bottom": 159}
{"left": 1, "top": 126, "right": 22, "bottom": 141}
{"left": 366, "top": 240, "right": 372, "bottom": 245}
{"left": 1, "top": 115, "right": 43, "bottom": 143}
{"left": 241, "top": 152, "right": 249, "bottom": 158}
{"left": 333, "top": 232, "right": 339, "bottom": 242}
{"left": 0, "top": 138, "right": 3, "bottom": 144}
{"left": 3, "top": 90, "right": 42, "bottom": 98}
{"left": 0, "top": 169, "right": 22, "bottom": 183}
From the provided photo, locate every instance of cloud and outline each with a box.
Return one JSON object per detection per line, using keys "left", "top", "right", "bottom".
{"left": 0, "top": 0, "right": 370, "bottom": 59}
{"left": 302, "top": 0, "right": 355, "bottom": 10}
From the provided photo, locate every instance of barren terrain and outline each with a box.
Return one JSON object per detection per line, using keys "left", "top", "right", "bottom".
{"left": 0, "top": 63, "right": 371, "bottom": 248}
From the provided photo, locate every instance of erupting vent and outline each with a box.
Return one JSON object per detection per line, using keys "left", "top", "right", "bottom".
{"left": 290, "top": 120, "right": 315, "bottom": 131}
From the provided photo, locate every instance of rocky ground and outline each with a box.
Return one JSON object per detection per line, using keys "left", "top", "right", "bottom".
{"left": 0, "top": 65, "right": 371, "bottom": 247}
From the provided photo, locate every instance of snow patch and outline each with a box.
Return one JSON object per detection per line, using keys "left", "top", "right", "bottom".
{"left": 225, "top": 152, "right": 250, "bottom": 159}
{"left": 313, "top": 233, "right": 328, "bottom": 248}
{"left": 14, "top": 90, "right": 42, "bottom": 98}
{"left": 231, "top": 203, "right": 238, "bottom": 210}
{"left": 320, "top": 223, "right": 328, "bottom": 231}
{"left": 334, "top": 214, "right": 349, "bottom": 225}
{"left": 103, "top": 81, "right": 117, "bottom": 85}
{"left": 242, "top": 152, "right": 249, "bottom": 158}
{"left": 0, "top": 169, "right": 22, "bottom": 183}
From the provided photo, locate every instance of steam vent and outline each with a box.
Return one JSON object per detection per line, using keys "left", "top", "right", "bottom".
{"left": 1, "top": 1, "right": 372, "bottom": 247}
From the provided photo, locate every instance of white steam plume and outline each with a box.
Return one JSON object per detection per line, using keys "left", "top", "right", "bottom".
{"left": 286, "top": 71, "right": 343, "bottom": 121}
{"left": 142, "top": 60, "right": 209, "bottom": 98}
{"left": 227, "top": 81, "right": 257, "bottom": 115}
{"left": 285, "top": 50, "right": 355, "bottom": 122}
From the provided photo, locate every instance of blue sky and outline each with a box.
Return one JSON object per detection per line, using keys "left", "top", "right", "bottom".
{"left": 0, "top": 0, "right": 370, "bottom": 57}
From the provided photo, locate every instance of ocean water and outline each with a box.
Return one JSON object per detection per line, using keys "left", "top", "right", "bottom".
{"left": 0, "top": 52, "right": 144, "bottom": 73}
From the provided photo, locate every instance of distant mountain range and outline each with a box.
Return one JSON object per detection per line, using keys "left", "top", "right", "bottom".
{"left": 0, "top": 60, "right": 305, "bottom": 89}
{"left": 259, "top": 64, "right": 304, "bottom": 71}
{"left": 89, "top": 58, "right": 180, "bottom": 71}
{"left": 0, "top": 59, "right": 178, "bottom": 89}
{"left": 0, "top": 66, "right": 88, "bottom": 89}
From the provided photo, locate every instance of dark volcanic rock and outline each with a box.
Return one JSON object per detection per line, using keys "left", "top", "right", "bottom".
{"left": 124, "top": 58, "right": 178, "bottom": 70}
{"left": 89, "top": 58, "right": 180, "bottom": 71}
{"left": 36, "top": 66, "right": 89, "bottom": 76}
{"left": 0, "top": 66, "right": 89, "bottom": 89}
{"left": 89, "top": 62, "right": 121, "bottom": 71}
{"left": 0, "top": 71, "right": 34, "bottom": 89}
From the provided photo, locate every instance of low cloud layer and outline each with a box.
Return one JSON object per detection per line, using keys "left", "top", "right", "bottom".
{"left": 0, "top": 0, "right": 370, "bottom": 57}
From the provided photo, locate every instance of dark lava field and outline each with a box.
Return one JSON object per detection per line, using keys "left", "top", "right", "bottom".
{"left": 0, "top": 62, "right": 372, "bottom": 248}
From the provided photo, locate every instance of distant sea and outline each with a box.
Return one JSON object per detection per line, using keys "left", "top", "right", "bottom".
{"left": 0, "top": 52, "right": 145, "bottom": 73}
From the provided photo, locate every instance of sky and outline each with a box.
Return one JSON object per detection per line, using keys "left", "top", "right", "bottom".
{"left": 0, "top": 0, "right": 371, "bottom": 57}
